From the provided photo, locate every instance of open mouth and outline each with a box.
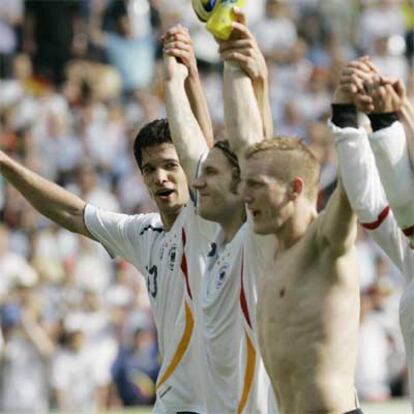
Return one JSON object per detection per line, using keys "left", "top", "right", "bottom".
{"left": 156, "top": 189, "right": 175, "bottom": 199}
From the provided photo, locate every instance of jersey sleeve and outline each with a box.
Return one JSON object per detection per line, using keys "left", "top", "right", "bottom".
{"left": 331, "top": 121, "right": 414, "bottom": 281}
{"left": 84, "top": 204, "right": 160, "bottom": 274}
{"left": 369, "top": 121, "right": 414, "bottom": 240}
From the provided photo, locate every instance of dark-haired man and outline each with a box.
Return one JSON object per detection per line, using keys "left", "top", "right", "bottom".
{"left": 0, "top": 69, "right": 215, "bottom": 413}
{"left": 163, "top": 19, "right": 278, "bottom": 413}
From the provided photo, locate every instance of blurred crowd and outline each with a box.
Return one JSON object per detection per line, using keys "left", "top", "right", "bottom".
{"left": 1, "top": 0, "right": 414, "bottom": 411}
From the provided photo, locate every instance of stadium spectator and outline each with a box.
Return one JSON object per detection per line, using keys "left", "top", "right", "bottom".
{"left": 0, "top": 0, "right": 413, "bottom": 408}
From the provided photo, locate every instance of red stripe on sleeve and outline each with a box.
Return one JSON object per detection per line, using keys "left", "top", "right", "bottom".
{"left": 361, "top": 206, "right": 390, "bottom": 230}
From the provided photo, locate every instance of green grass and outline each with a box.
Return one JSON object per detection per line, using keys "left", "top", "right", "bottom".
{"left": 55, "top": 399, "right": 411, "bottom": 414}
{"left": 56, "top": 399, "right": 412, "bottom": 414}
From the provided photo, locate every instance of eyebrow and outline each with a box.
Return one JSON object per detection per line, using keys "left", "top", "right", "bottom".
{"left": 142, "top": 158, "right": 179, "bottom": 170}
{"left": 203, "top": 164, "right": 218, "bottom": 171}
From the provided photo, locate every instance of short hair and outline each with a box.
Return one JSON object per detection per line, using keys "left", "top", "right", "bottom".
{"left": 245, "top": 137, "right": 320, "bottom": 201}
{"left": 213, "top": 139, "right": 241, "bottom": 193}
{"left": 133, "top": 119, "right": 172, "bottom": 171}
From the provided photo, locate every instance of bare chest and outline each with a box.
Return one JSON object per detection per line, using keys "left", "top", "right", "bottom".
{"left": 257, "top": 242, "right": 358, "bottom": 370}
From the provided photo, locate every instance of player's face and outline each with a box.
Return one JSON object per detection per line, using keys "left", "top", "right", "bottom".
{"left": 243, "top": 153, "right": 293, "bottom": 234}
{"left": 141, "top": 143, "right": 188, "bottom": 219}
{"left": 192, "top": 148, "right": 243, "bottom": 223}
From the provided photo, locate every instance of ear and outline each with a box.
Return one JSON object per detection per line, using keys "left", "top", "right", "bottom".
{"left": 290, "top": 177, "right": 304, "bottom": 200}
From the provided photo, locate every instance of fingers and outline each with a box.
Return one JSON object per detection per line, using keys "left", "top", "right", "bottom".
{"left": 355, "top": 94, "right": 375, "bottom": 113}
{"left": 392, "top": 79, "right": 406, "bottom": 99}
{"left": 164, "top": 24, "right": 189, "bottom": 37}
{"left": 230, "top": 21, "right": 253, "bottom": 40}
{"left": 163, "top": 27, "right": 194, "bottom": 65}
{"left": 340, "top": 62, "right": 377, "bottom": 96}
{"left": 220, "top": 50, "right": 250, "bottom": 64}
{"left": 357, "top": 56, "right": 379, "bottom": 73}
{"left": 219, "top": 39, "right": 256, "bottom": 54}
{"left": 232, "top": 6, "right": 247, "bottom": 25}
{"left": 164, "top": 40, "right": 192, "bottom": 53}
{"left": 163, "top": 33, "right": 192, "bottom": 48}
{"left": 164, "top": 49, "right": 190, "bottom": 63}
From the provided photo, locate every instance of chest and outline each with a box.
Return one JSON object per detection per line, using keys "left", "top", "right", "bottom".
{"left": 204, "top": 242, "right": 242, "bottom": 296}
{"left": 144, "top": 232, "right": 185, "bottom": 303}
{"left": 257, "top": 243, "right": 341, "bottom": 331}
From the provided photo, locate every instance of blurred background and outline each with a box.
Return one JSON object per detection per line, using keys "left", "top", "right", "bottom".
{"left": 1, "top": 0, "right": 414, "bottom": 412}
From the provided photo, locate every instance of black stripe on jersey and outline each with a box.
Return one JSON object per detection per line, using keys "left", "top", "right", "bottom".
{"left": 208, "top": 242, "right": 217, "bottom": 257}
{"left": 139, "top": 225, "right": 164, "bottom": 236}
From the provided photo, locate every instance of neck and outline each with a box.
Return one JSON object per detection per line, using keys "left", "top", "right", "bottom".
{"left": 161, "top": 210, "right": 180, "bottom": 231}
{"left": 220, "top": 208, "right": 246, "bottom": 244}
{"left": 277, "top": 200, "right": 317, "bottom": 251}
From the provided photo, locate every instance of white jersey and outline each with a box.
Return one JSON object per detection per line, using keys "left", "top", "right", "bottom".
{"left": 368, "top": 121, "right": 414, "bottom": 242}
{"left": 84, "top": 201, "right": 216, "bottom": 413}
{"left": 332, "top": 121, "right": 414, "bottom": 411}
{"left": 202, "top": 220, "right": 278, "bottom": 414}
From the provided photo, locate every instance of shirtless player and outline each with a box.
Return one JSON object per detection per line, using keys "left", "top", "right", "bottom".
{"left": 222, "top": 25, "right": 362, "bottom": 414}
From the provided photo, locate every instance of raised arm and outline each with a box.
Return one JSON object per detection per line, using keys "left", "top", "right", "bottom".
{"left": 316, "top": 61, "right": 372, "bottom": 254}
{"left": 163, "top": 32, "right": 209, "bottom": 182}
{"left": 164, "top": 25, "right": 214, "bottom": 147}
{"left": 219, "top": 9, "right": 273, "bottom": 141}
{"left": 0, "top": 151, "right": 90, "bottom": 238}
{"left": 364, "top": 79, "right": 414, "bottom": 240}
{"left": 330, "top": 61, "right": 413, "bottom": 276}
{"left": 219, "top": 19, "right": 264, "bottom": 163}
{"left": 391, "top": 80, "right": 414, "bottom": 170}
{"left": 316, "top": 179, "right": 356, "bottom": 255}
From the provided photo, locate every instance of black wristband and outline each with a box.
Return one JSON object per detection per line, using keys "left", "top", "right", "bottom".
{"left": 368, "top": 112, "right": 399, "bottom": 132}
{"left": 331, "top": 104, "right": 358, "bottom": 128}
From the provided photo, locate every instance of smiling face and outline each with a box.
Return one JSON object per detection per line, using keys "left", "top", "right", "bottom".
{"left": 192, "top": 147, "right": 243, "bottom": 224}
{"left": 141, "top": 143, "right": 188, "bottom": 226}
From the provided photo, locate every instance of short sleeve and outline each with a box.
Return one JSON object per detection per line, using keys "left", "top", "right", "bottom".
{"left": 84, "top": 204, "right": 162, "bottom": 273}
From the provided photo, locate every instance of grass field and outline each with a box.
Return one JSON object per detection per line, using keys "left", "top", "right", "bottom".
{"left": 93, "top": 399, "right": 412, "bottom": 414}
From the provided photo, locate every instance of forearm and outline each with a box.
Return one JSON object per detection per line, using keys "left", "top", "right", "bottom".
{"left": 332, "top": 121, "right": 388, "bottom": 224}
{"left": 0, "top": 154, "right": 89, "bottom": 236}
{"left": 368, "top": 115, "right": 414, "bottom": 234}
{"left": 332, "top": 112, "right": 412, "bottom": 272}
{"left": 399, "top": 98, "right": 414, "bottom": 170}
{"left": 165, "top": 78, "right": 208, "bottom": 180}
{"left": 253, "top": 76, "right": 273, "bottom": 140}
{"left": 185, "top": 72, "right": 214, "bottom": 147}
{"left": 223, "top": 62, "right": 263, "bottom": 160}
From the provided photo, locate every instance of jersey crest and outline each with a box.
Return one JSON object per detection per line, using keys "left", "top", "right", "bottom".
{"left": 216, "top": 262, "right": 230, "bottom": 290}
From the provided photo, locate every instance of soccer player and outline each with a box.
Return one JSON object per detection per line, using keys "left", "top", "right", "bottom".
{"left": 0, "top": 73, "right": 215, "bottom": 413}
{"left": 223, "top": 20, "right": 363, "bottom": 414}
{"left": 332, "top": 59, "right": 414, "bottom": 411}
{"left": 163, "top": 19, "right": 278, "bottom": 414}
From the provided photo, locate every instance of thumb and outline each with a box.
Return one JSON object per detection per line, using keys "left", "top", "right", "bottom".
{"left": 232, "top": 6, "right": 247, "bottom": 25}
